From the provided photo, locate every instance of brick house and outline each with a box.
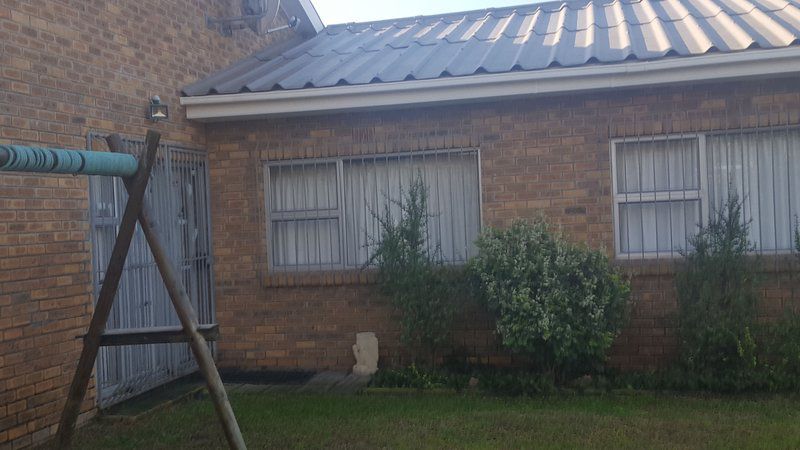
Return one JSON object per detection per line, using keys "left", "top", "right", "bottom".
{"left": 180, "top": 0, "right": 800, "bottom": 374}
{"left": 1, "top": 0, "right": 800, "bottom": 447}
{"left": 0, "top": 0, "right": 320, "bottom": 447}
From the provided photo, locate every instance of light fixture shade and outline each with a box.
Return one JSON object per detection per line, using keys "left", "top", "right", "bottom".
{"left": 148, "top": 97, "right": 169, "bottom": 122}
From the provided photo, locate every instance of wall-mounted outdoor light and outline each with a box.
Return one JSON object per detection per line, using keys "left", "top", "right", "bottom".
{"left": 147, "top": 95, "right": 169, "bottom": 122}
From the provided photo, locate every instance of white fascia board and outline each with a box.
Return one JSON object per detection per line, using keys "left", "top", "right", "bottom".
{"left": 180, "top": 47, "right": 800, "bottom": 122}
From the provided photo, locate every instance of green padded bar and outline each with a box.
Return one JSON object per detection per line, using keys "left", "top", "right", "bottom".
{"left": 0, "top": 145, "right": 139, "bottom": 177}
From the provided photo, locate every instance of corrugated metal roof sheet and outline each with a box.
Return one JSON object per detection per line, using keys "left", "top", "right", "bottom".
{"left": 183, "top": 0, "right": 800, "bottom": 96}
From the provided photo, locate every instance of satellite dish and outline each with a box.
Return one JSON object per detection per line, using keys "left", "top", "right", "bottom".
{"left": 208, "top": 0, "right": 297, "bottom": 37}
{"left": 241, "top": 0, "right": 281, "bottom": 33}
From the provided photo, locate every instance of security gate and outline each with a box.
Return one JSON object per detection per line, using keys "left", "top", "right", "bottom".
{"left": 88, "top": 134, "right": 215, "bottom": 408}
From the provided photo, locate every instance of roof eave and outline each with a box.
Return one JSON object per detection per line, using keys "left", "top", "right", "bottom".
{"left": 180, "top": 47, "right": 800, "bottom": 122}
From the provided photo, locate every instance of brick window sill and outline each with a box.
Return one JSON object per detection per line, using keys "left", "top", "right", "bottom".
{"left": 260, "top": 255, "right": 797, "bottom": 287}
{"left": 262, "top": 269, "right": 379, "bottom": 287}
{"left": 615, "top": 254, "right": 799, "bottom": 277}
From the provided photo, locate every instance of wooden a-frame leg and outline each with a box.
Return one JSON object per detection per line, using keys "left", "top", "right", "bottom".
{"left": 107, "top": 134, "right": 246, "bottom": 450}
{"left": 57, "top": 131, "right": 161, "bottom": 447}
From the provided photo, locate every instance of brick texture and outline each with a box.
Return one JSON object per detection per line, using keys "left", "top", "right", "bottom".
{"left": 206, "top": 76, "right": 800, "bottom": 373}
{"left": 2, "top": 4, "right": 800, "bottom": 446}
{"left": 0, "top": 1, "right": 296, "bottom": 447}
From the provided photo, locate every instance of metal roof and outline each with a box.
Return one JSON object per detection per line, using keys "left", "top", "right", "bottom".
{"left": 182, "top": 0, "right": 800, "bottom": 96}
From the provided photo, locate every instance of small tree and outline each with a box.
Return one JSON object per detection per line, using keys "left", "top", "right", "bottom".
{"left": 676, "top": 194, "right": 760, "bottom": 383}
{"left": 368, "top": 174, "right": 458, "bottom": 366}
{"left": 468, "top": 219, "right": 629, "bottom": 381}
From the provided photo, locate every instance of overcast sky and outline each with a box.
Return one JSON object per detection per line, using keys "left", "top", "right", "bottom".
{"left": 311, "top": 0, "right": 532, "bottom": 25}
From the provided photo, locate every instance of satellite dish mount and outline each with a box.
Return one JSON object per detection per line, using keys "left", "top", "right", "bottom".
{"left": 206, "top": 0, "right": 299, "bottom": 37}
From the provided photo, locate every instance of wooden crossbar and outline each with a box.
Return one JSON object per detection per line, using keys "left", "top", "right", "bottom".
{"left": 54, "top": 131, "right": 246, "bottom": 450}
{"left": 83, "top": 324, "right": 220, "bottom": 346}
{"left": 107, "top": 134, "right": 246, "bottom": 450}
{"left": 57, "top": 131, "right": 160, "bottom": 446}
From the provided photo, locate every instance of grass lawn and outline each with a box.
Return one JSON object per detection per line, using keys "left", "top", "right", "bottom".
{"left": 66, "top": 392, "right": 800, "bottom": 449}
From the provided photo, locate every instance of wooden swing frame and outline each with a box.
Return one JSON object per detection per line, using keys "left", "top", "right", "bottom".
{"left": 1, "top": 130, "right": 246, "bottom": 449}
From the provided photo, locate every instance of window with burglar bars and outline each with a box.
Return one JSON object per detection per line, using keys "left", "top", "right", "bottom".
{"left": 612, "top": 126, "right": 800, "bottom": 258}
{"left": 265, "top": 149, "right": 481, "bottom": 270}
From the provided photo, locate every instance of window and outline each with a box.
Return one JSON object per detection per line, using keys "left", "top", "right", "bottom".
{"left": 612, "top": 127, "right": 800, "bottom": 257}
{"left": 266, "top": 150, "right": 481, "bottom": 271}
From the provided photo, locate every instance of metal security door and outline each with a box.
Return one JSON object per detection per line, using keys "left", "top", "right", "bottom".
{"left": 88, "top": 134, "right": 215, "bottom": 408}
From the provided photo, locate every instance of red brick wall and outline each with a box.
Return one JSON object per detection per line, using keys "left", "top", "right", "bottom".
{"left": 0, "top": 1, "right": 298, "bottom": 447}
{"left": 207, "top": 77, "right": 800, "bottom": 373}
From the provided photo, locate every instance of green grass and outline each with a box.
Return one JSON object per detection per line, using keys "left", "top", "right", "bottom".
{"left": 68, "top": 392, "right": 800, "bottom": 449}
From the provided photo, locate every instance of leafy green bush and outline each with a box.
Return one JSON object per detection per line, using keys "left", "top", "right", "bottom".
{"left": 794, "top": 217, "right": 800, "bottom": 255}
{"left": 468, "top": 220, "right": 629, "bottom": 380}
{"left": 371, "top": 365, "right": 555, "bottom": 395}
{"left": 607, "top": 360, "right": 800, "bottom": 393}
{"left": 476, "top": 369, "right": 557, "bottom": 396}
{"left": 619, "top": 199, "right": 800, "bottom": 393}
{"left": 369, "top": 174, "right": 462, "bottom": 366}
{"left": 370, "top": 364, "right": 469, "bottom": 391}
{"left": 761, "top": 313, "right": 800, "bottom": 391}
{"left": 779, "top": 218, "right": 800, "bottom": 384}
{"left": 610, "top": 368, "right": 758, "bottom": 392}
{"left": 675, "top": 194, "right": 760, "bottom": 384}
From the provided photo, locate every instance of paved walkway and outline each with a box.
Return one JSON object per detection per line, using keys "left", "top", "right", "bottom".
{"left": 225, "top": 371, "right": 371, "bottom": 395}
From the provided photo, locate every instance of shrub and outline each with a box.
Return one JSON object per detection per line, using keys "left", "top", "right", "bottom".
{"left": 371, "top": 365, "right": 554, "bottom": 395}
{"left": 608, "top": 367, "right": 768, "bottom": 392}
{"left": 777, "top": 219, "right": 800, "bottom": 386}
{"left": 476, "top": 369, "right": 557, "bottom": 396}
{"left": 675, "top": 194, "right": 760, "bottom": 386}
{"left": 761, "top": 215, "right": 800, "bottom": 390}
{"left": 370, "top": 364, "right": 469, "bottom": 391}
{"left": 762, "top": 314, "right": 800, "bottom": 390}
{"left": 795, "top": 217, "right": 800, "bottom": 255}
{"left": 369, "top": 174, "right": 461, "bottom": 366}
{"left": 468, "top": 219, "right": 629, "bottom": 381}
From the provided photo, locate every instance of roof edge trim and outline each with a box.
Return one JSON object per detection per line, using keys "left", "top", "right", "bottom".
{"left": 181, "top": 47, "right": 800, "bottom": 121}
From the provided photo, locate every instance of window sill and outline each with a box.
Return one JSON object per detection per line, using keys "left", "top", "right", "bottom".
{"left": 261, "top": 268, "right": 379, "bottom": 288}
{"left": 614, "top": 253, "right": 800, "bottom": 276}
{"left": 259, "top": 254, "right": 797, "bottom": 286}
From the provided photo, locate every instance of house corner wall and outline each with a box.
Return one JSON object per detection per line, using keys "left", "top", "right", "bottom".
{"left": 0, "top": 1, "right": 299, "bottom": 447}
{"left": 207, "top": 76, "right": 800, "bottom": 374}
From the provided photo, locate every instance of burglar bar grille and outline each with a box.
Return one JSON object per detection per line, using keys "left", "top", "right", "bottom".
{"left": 610, "top": 111, "right": 800, "bottom": 259}
{"left": 265, "top": 148, "right": 482, "bottom": 271}
{"left": 88, "top": 134, "right": 215, "bottom": 408}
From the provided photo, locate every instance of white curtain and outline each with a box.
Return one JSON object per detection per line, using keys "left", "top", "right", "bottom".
{"left": 269, "top": 163, "right": 338, "bottom": 211}
{"left": 269, "top": 163, "right": 340, "bottom": 267}
{"left": 619, "top": 200, "right": 700, "bottom": 254}
{"left": 707, "top": 129, "right": 800, "bottom": 251}
{"left": 616, "top": 138, "right": 699, "bottom": 194}
{"left": 268, "top": 152, "right": 481, "bottom": 269}
{"left": 271, "top": 218, "right": 340, "bottom": 266}
{"left": 342, "top": 152, "right": 480, "bottom": 266}
{"left": 616, "top": 138, "right": 701, "bottom": 254}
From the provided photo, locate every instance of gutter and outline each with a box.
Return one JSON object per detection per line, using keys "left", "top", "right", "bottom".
{"left": 180, "top": 47, "right": 800, "bottom": 122}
